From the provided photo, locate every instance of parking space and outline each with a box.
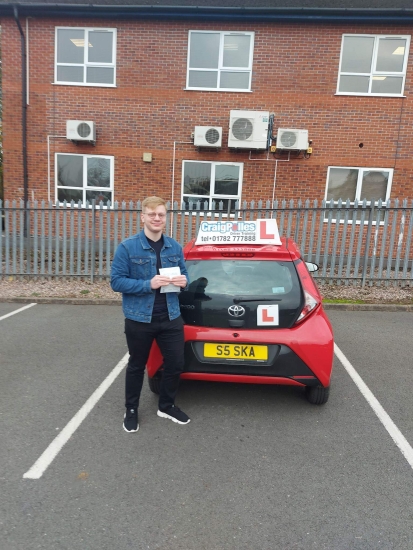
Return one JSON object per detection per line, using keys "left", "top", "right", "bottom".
{"left": 328, "top": 310, "right": 413, "bottom": 450}
{"left": 1, "top": 305, "right": 413, "bottom": 549}
{"left": 0, "top": 302, "right": 36, "bottom": 319}
{"left": 0, "top": 305, "right": 126, "bottom": 477}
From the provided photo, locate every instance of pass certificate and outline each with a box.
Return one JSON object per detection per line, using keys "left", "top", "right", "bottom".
{"left": 159, "top": 266, "right": 181, "bottom": 293}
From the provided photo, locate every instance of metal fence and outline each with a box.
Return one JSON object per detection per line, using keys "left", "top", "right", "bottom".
{"left": 1, "top": 198, "right": 413, "bottom": 286}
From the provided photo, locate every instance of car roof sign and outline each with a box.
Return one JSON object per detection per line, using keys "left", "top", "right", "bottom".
{"left": 195, "top": 218, "right": 282, "bottom": 246}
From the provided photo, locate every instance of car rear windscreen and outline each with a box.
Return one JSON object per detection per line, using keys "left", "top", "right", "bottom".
{"left": 181, "top": 259, "right": 303, "bottom": 328}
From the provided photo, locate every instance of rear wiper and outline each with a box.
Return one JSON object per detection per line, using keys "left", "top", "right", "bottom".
{"left": 233, "top": 295, "right": 282, "bottom": 303}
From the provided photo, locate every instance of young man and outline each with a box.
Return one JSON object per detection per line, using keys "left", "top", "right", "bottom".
{"left": 111, "top": 196, "right": 190, "bottom": 432}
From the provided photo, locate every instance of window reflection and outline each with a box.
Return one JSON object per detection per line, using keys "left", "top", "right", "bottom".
{"left": 183, "top": 162, "right": 211, "bottom": 195}
{"left": 361, "top": 171, "right": 389, "bottom": 202}
{"left": 87, "top": 157, "right": 110, "bottom": 187}
{"left": 57, "top": 155, "right": 83, "bottom": 187}
{"left": 326, "top": 168, "right": 357, "bottom": 201}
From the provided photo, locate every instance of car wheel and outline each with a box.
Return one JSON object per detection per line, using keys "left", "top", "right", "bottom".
{"left": 148, "top": 374, "right": 161, "bottom": 394}
{"left": 305, "top": 385, "right": 330, "bottom": 405}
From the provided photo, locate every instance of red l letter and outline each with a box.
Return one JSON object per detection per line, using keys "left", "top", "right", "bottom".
{"left": 260, "top": 220, "right": 275, "bottom": 239}
{"left": 262, "top": 309, "right": 274, "bottom": 322}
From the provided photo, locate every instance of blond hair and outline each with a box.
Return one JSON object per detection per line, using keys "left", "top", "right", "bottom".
{"left": 142, "top": 196, "right": 167, "bottom": 212}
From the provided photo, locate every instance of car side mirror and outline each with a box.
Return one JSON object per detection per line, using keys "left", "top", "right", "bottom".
{"left": 305, "top": 262, "right": 319, "bottom": 273}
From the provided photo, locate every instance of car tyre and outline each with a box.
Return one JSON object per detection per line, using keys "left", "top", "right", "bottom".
{"left": 305, "top": 385, "right": 330, "bottom": 405}
{"left": 148, "top": 373, "right": 161, "bottom": 394}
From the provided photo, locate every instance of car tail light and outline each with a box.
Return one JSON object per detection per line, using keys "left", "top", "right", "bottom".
{"left": 294, "top": 260, "right": 321, "bottom": 324}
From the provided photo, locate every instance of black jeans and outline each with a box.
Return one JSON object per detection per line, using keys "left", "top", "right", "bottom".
{"left": 124, "top": 314, "right": 185, "bottom": 411}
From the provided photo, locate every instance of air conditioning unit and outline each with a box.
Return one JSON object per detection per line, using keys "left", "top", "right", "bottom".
{"left": 228, "top": 110, "right": 269, "bottom": 149}
{"left": 276, "top": 128, "right": 308, "bottom": 150}
{"left": 66, "top": 120, "right": 96, "bottom": 141}
{"left": 194, "top": 126, "right": 222, "bottom": 147}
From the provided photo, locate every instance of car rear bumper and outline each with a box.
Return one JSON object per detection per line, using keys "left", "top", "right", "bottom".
{"left": 180, "top": 372, "right": 312, "bottom": 387}
{"left": 182, "top": 341, "right": 321, "bottom": 385}
{"left": 146, "top": 308, "right": 334, "bottom": 388}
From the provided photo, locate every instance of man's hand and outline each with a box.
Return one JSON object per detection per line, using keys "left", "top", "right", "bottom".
{"left": 150, "top": 275, "right": 174, "bottom": 289}
{"left": 170, "top": 275, "right": 188, "bottom": 288}
{"left": 151, "top": 274, "right": 187, "bottom": 289}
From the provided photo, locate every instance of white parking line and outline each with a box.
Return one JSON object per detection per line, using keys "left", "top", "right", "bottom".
{"left": 0, "top": 303, "right": 36, "bottom": 321}
{"left": 23, "top": 352, "right": 129, "bottom": 480}
{"left": 335, "top": 343, "right": 413, "bottom": 471}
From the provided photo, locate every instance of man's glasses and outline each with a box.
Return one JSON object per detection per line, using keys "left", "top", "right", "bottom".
{"left": 144, "top": 212, "right": 166, "bottom": 219}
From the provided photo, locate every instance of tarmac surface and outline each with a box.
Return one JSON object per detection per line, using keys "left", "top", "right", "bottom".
{"left": 1, "top": 303, "right": 413, "bottom": 549}
{"left": 1, "top": 295, "right": 413, "bottom": 311}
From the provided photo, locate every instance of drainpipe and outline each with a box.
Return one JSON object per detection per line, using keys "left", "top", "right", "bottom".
{"left": 13, "top": 6, "right": 29, "bottom": 235}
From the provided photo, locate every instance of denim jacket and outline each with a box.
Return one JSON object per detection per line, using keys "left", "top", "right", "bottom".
{"left": 110, "top": 230, "right": 189, "bottom": 323}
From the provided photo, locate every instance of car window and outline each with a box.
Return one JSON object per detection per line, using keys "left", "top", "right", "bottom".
{"left": 185, "top": 260, "right": 298, "bottom": 297}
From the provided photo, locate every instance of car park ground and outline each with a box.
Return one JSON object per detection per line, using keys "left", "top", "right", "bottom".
{"left": 1, "top": 303, "right": 413, "bottom": 550}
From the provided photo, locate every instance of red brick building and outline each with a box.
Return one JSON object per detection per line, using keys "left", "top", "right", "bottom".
{"left": 0, "top": 0, "right": 412, "bottom": 209}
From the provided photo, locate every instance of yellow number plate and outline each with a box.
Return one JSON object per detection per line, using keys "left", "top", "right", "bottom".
{"left": 204, "top": 343, "right": 268, "bottom": 360}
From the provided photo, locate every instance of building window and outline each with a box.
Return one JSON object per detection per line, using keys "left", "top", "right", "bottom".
{"left": 187, "top": 31, "right": 254, "bottom": 91}
{"left": 55, "top": 28, "right": 116, "bottom": 86}
{"left": 182, "top": 161, "right": 243, "bottom": 212}
{"left": 337, "top": 34, "right": 410, "bottom": 96}
{"left": 325, "top": 167, "right": 393, "bottom": 221}
{"left": 56, "top": 154, "right": 114, "bottom": 205}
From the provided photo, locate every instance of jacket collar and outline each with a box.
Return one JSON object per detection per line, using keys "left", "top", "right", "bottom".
{"left": 139, "top": 229, "right": 171, "bottom": 250}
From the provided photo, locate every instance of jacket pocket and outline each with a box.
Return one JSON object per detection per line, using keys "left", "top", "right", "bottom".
{"left": 130, "top": 257, "right": 151, "bottom": 279}
{"left": 165, "top": 255, "right": 179, "bottom": 266}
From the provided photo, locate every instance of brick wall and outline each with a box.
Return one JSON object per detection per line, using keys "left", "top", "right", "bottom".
{"left": 1, "top": 16, "right": 413, "bottom": 204}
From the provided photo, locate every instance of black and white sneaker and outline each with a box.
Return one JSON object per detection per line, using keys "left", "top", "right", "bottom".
{"left": 123, "top": 408, "right": 139, "bottom": 432}
{"left": 157, "top": 405, "right": 190, "bottom": 425}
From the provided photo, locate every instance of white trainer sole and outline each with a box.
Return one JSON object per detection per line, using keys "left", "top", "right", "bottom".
{"left": 157, "top": 410, "right": 190, "bottom": 425}
{"left": 123, "top": 414, "right": 139, "bottom": 433}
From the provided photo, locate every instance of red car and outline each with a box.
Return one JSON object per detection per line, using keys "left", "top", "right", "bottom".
{"left": 147, "top": 235, "right": 334, "bottom": 405}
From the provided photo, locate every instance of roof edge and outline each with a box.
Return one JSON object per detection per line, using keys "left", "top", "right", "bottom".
{"left": 2, "top": 3, "right": 413, "bottom": 22}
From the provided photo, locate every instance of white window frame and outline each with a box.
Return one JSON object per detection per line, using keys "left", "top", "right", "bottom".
{"left": 337, "top": 34, "right": 410, "bottom": 97}
{"left": 55, "top": 153, "right": 115, "bottom": 207}
{"left": 55, "top": 27, "right": 117, "bottom": 87}
{"left": 325, "top": 166, "right": 393, "bottom": 224}
{"left": 181, "top": 160, "right": 243, "bottom": 215}
{"left": 186, "top": 30, "right": 254, "bottom": 92}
